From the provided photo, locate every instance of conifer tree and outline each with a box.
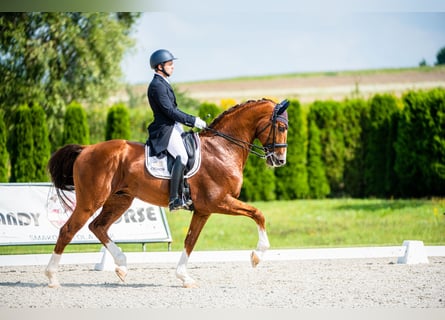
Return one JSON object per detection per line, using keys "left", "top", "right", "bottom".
{"left": 7, "top": 105, "right": 35, "bottom": 182}
{"left": 105, "top": 103, "right": 131, "bottom": 140}
{"left": 30, "top": 103, "right": 51, "bottom": 181}
{"left": 62, "top": 102, "right": 90, "bottom": 145}
{"left": 365, "top": 94, "right": 399, "bottom": 197}
{"left": 0, "top": 110, "right": 9, "bottom": 182}
{"left": 307, "top": 116, "right": 330, "bottom": 198}
{"left": 342, "top": 98, "right": 369, "bottom": 197}
{"left": 395, "top": 88, "right": 445, "bottom": 197}
{"left": 309, "top": 100, "right": 345, "bottom": 196}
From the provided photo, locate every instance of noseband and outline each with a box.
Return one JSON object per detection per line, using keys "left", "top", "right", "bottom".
{"left": 207, "top": 100, "right": 289, "bottom": 159}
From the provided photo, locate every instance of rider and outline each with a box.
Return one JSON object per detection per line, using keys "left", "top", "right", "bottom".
{"left": 147, "top": 49, "right": 207, "bottom": 211}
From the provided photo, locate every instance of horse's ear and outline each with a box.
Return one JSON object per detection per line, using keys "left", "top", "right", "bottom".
{"left": 277, "top": 99, "right": 289, "bottom": 115}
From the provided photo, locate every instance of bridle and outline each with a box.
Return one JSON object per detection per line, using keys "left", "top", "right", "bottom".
{"left": 206, "top": 100, "right": 289, "bottom": 160}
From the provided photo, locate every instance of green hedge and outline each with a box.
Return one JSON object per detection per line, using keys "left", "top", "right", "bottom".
{"left": 240, "top": 140, "right": 277, "bottom": 202}
{"left": 30, "top": 104, "right": 51, "bottom": 181}
{"left": 2, "top": 88, "right": 444, "bottom": 198}
{"left": 307, "top": 112, "right": 330, "bottom": 198}
{"left": 342, "top": 98, "right": 368, "bottom": 197}
{"left": 62, "top": 102, "right": 90, "bottom": 145}
{"left": 394, "top": 88, "right": 445, "bottom": 197}
{"left": 105, "top": 103, "right": 131, "bottom": 140}
{"left": 364, "top": 94, "right": 399, "bottom": 197}
{"left": 7, "top": 105, "right": 35, "bottom": 182}
{"left": 308, "top": 100, "right": 345, "bottom": 196}
{"left": 0, "top": 109, "right": 8, "bottom": 182}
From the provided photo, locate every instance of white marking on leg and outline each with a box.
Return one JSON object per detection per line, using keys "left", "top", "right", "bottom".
{"left": 176, "top": 249, "right": 196, "bottom": 288}
{"left": 45, "top": 252, "right": 61, "bottom": 288}
{"left": 251, "top": 226, "right": 270, "bottom": 267}
{"left": 105, "top": 241, "right": 127, "bottom": 267}
{"left": 105, "top": 241, "right": 127, "bottom": 281}
{"left": 257, "top": 225, "right": 270, "bottom": 252}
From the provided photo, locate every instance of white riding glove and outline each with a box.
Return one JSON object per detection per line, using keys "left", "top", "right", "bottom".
{"left": 194, "top": 117, "right": 207, "bottom": 129}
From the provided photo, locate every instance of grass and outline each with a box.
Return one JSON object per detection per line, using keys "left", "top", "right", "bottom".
{"left": 1, "top": 198, "right": 444, "bottom": 255}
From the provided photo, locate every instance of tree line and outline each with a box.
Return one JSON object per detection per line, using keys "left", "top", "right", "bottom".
{"left": 1, "top": 87, "right": 444, "bottom": 200}
{"left": 242, "top": 87, "right": 445, "bottom": 200}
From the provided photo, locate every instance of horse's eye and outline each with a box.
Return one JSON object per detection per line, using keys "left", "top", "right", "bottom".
{"left": 278, "top": 126, "right": 286, "bottom": 133}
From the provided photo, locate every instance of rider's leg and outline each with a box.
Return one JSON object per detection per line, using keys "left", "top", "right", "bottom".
{"left": 167, "top": 124, "right": 188, "bottom": 211}
{"left": 169, "top": 156, "right": 186, "bottom": 211}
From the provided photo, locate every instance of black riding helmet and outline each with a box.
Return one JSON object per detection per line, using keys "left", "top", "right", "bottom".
{"left": 149, "top": 49, "right": 177, "bottom": 70}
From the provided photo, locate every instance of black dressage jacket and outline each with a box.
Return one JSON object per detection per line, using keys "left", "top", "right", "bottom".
{"left": 147, "top": 74, "right": 196, "bottom": 155}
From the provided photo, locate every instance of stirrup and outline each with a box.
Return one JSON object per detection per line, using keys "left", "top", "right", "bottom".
{"left": 169, "top": 198, "right": 187, "bottom": 211}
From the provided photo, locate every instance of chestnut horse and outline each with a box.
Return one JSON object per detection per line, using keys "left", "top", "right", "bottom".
{"left": 45, "top": 98, "right": 289, "bottom": 288}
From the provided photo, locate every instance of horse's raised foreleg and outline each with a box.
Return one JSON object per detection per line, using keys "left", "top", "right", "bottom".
{"left": 45, "top": 208, "right": 96, "bottom": 288}
{"left": 219, "top": 195, "right": 270, "bottom": 268}
{"left": 176, "top": 213, "right": 210, "bottom": 288}
{"left": 251, "top": 225, "right": 271, "bottom": 267}
{"left": 88, "top": 193, "right": 134, "bottom": 282}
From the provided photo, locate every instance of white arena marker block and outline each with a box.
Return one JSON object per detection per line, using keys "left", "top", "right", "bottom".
{"left": 397, "top": 240, "right": 429, "bottom": 264}
{"left": 94, "top": 246, "right": 116, "bottom": 271}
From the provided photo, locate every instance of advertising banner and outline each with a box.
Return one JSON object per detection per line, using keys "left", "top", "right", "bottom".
{"left": 0, "top": 183, "right": 172, "bottom": 246}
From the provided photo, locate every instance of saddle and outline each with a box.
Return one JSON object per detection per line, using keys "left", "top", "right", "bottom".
{"left": 145, "top": 131, "right": 201, "bottom": 211}
{"left": 145, "top": 131, "right": 201, "bottom": 180}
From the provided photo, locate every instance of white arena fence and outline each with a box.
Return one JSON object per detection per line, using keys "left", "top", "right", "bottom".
{"left": 0, "top": 243, "right": 444, "bottom": 270}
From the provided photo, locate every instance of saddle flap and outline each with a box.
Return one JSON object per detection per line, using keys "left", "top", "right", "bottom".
{"left": 182, "top": 131, "right": 198, "bottom": 169}
{"left": 145, "top": 132, "right": 201, "bottom": 180}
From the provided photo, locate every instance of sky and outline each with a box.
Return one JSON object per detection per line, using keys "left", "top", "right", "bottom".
{"left": 120, "top": 8, "right": 445, "bottom": 84}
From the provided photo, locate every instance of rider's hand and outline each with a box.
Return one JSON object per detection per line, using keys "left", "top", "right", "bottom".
{"left": 194, "top": 117, "right": 207, "bottom": 129}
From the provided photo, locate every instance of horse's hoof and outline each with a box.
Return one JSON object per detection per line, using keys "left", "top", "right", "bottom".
{"left": 183, "top": 281, "right": 199, "bottom": 288}
{"left": 48, "top": 282, "right": 61, "bottom": 289}
{"left": 115, "top": 266, "right": 127, "bottom": 282}
{"left": 45, "top": 270, "right": 60, "bottom": 288}
{"left": 251, "top": 250, "right": 261, "bottom": 268}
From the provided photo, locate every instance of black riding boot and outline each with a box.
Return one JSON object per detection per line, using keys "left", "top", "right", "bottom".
{"left": 169, "top": 156, "right": 186, "bottom": 211}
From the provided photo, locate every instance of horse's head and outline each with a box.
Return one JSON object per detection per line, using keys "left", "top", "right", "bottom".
{"left": 203, "top": 98, "right": 289, "bottom": 168}
{"left": 257, "top": 100, "right": 289, "bottom": 167}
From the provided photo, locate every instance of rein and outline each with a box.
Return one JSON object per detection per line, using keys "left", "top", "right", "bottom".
{"left": 206, "top": 127, "right": 269, "bottom": 159}
{"left": 205, "top": 100, "right": 289, "bottom": 159}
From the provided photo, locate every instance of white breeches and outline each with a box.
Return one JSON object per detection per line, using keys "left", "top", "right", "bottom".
{"left": 167, "top": 123, "right": 188, "bottom": 166}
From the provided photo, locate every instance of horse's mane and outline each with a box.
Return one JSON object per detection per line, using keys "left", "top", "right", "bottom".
{"left": 200, "top": 98, "right": 274, "bottom": 136}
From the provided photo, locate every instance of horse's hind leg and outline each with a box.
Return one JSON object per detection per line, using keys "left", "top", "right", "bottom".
{"left": 45, "top": 207, "right": 98, "bottom": 288}
{"left": 176, "top": 212, "right": 210, "bottom": 288}
{"left": 88, "top": 192, "right": 134, "bottom": 282}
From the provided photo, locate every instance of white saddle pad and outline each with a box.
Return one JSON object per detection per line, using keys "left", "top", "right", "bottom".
{"left": 145, "top": 138, "right": 202, "bottom": 180}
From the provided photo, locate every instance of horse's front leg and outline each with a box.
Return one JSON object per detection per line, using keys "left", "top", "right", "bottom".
{"left": 176, "top": 213, "right": 210, "bottom": 288}
{"left": 251, "top": 225, "right": 271, "bottom": 267}
{"left": 220, "top": 195, "right": 270, "bottom": 268}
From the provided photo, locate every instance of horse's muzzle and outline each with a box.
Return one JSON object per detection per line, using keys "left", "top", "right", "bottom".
{"left": 266, "top": 153, "right": 287, "bottom": 167}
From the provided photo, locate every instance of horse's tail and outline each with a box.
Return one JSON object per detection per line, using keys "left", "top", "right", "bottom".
{"left": 48, "top": 144, "right": 85, "bottom": 191}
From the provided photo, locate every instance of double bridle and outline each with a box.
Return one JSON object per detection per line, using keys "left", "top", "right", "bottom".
{"left": 206, "top": 100, "right": 289, "bottom": 159}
